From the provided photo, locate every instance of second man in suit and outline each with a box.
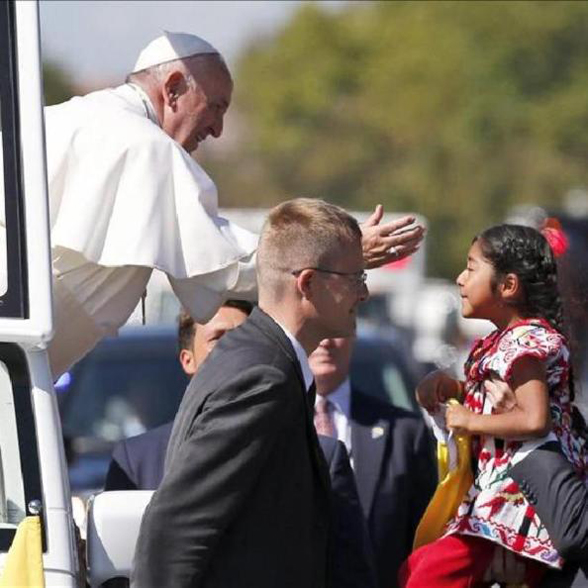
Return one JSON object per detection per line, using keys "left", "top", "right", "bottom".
{"left": 310, "top": 336, "right": 436, "bottom": 588}
{"left": 103, "top": 300, "right": 253, "bottom": 491}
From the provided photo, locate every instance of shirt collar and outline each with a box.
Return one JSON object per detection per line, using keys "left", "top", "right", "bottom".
{"left": 126, "top": 83, "right": 161, "bottom": 127}
{"left": 315, "top": 378, "right": 351, "bottom": 418}
{"left": 275, "top": 322, "right": 314, "bottom": 392}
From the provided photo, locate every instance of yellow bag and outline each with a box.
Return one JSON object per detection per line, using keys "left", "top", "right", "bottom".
{"left": 0, "top": 516, "right": 44, "bottom": 587}
{"left": 413, "top": 400, "right": 473, "bottom": 550}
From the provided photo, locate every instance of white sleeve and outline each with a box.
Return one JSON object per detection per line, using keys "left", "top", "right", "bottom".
{"left": 167, "top": 250, "right": 257, "bottom": 323}
{"left": 46, "top": 96, "right": 257, "bottom": 279}
{"left": 49, "top": 248, "right": 153, "bottom": 375}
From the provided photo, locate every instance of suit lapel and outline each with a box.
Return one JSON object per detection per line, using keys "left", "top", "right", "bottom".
{"left": 351, "top": 394, "right": 389, "bottom": 519}
{"left": 248, "top": 308, "right": 306, "bottom": 390}
{"left": 249, "top": 308, "right": 331, "bottom": 494}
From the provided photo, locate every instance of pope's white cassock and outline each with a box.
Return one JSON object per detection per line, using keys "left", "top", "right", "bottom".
{"left": 1, "top": 83, "right": 258, "bottom": 376}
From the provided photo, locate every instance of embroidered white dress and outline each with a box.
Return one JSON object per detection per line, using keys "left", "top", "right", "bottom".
{"left": 444, "top": 318, "right": 586, "bottom": 569}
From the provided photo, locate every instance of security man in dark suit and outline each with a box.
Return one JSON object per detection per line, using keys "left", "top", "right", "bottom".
{"left": 109, "top": 429, "right": 376, "bottom": 587}
{"left": 132, "top": 198, "right": 372, "bottom": 588}
{"left": 106, "top": 301, "right": 377, "bottom": 587}
{"left": 310, "top": 336, "right": 436, "bottom": 588}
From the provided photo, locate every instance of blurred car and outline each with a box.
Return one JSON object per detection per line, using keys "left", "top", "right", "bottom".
{"left": 57, "top": 324, "right": 420, "bottom": 493}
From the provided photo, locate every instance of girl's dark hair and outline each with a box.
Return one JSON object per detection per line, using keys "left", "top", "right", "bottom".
{"left": 475, "top": 224, "right": 565, "bottom": 333}
{"left": 476, "top": 224, "right": 582, "bottom": 405}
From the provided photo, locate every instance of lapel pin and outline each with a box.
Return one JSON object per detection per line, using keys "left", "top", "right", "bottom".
{"left": 371, "top": 426, "right": 384, "bottom": 439}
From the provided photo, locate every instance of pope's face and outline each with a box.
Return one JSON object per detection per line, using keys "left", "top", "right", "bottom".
{"left": 166, "top": 59, "right": 233, "bottom": 153}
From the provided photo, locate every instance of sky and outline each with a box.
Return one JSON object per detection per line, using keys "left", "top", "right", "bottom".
{"left": 39, "top": 1, "right": 345, "bottom": 87}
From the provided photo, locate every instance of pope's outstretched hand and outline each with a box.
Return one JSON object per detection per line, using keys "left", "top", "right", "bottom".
{"left": 360, "top": 204, "right": 425, "bottom": 269}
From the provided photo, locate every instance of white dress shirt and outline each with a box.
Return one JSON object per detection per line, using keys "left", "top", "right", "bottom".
{"left": 274, "top": 321, "right": 314, "bottom": 392}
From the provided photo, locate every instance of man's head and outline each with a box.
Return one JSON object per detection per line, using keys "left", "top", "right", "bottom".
{"left": 309, "top": 337, "right": 354, "bottom": 397}
{"left": 129, "top": 33, "right": 232, "bottom": 152}
{"left": 177, "top": 300, "right": 253, "bottom": 375}
{"left": 257, "top": 198, "right": 368, "bottom": 349}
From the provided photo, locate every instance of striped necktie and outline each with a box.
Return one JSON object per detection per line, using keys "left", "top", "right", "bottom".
{"left": 314, "top": 396, "right": 336, "bottom": 438}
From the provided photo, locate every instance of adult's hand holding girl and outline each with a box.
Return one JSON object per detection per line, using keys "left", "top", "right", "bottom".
{"left": 416, "top": 370, "right": 463, "bottom": 413}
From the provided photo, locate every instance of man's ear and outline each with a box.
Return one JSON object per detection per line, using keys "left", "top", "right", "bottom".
{"left": 163, "top": 70, "right": 186, "bottom": 110}
{"left": 179, "top": 349, "right": 197, "bottom": 376}
{"left": 296, "top": 269, "right": 314, "bottom": 301}
{"left": 499, "top": 272, "right": 522, "bottom": 304}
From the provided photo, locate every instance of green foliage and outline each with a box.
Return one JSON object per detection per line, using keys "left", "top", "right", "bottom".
{"left": 206, "top": 0, "right": 588, "bottom": 277}
{"left": 43, "top": 61, "right": 75, "bottom": 106}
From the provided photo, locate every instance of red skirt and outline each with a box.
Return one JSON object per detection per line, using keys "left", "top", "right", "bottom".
{"left": 398, "top": 534, "right": 546, "bottom": 588}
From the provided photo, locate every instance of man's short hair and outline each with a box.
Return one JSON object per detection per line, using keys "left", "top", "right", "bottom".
{"left": 177, "top": 299, "right": 254, "bottom": 351}
{"left": 256, "top": 198, "right": 362, "bottom": 296}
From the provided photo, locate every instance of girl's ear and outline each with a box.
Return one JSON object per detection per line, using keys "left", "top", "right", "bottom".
{"left": 499, "top": 272, "right": 522, "bottom": 304}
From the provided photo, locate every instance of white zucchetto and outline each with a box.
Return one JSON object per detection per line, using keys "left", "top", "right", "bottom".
{"left": 132, "top": 31, "right": 220, "bottom": 73}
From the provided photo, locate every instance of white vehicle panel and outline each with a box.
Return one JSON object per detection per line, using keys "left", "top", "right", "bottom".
{"left": 0, "top": 0, "right": 52, "bottom": 346}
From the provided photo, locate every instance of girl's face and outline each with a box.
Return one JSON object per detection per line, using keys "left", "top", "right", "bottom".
{"left": 456, "top": 240, "right": 500, "bottom": 321}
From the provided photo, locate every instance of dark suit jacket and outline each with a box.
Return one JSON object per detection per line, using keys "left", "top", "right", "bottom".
{"left": 104, "top": 422, "right": 172, "bottom": 491}
{"left": 131, "top": 308, "right": 331, "bottom": 588}
{"left": 320, "top": 436, "right": 378, "bottom": 588}
{"left": 509, "top": 442, "right": 588, "bottom": 588}
{"left": 106, "top": 416, "right": 376, "bottom": 587}
{"left": 350, "top": 390, "right": 436, "bottom": 588}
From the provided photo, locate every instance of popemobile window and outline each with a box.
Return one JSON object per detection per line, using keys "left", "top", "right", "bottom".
{"left": 0, "top": 107, "right": 6, "bottom": 296}
{"left": 0, "top": 0, "right": 29, "bottom": 319}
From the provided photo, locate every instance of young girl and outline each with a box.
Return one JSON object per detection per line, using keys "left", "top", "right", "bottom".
{"left": 401, "top": 224, "right": 586, "bottom": 587}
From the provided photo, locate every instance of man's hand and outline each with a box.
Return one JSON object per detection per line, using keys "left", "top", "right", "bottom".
{"left": 484, "top": 377, "right": 518, "bottom": 414}
{"left": 445, "top": 403, "right": 474, "bottom": 435}
{"left": 360, "top": 205, "right": 425, "bottom": 269}
{"left": 416, "top": 370, "right": 461, "bottom": 413}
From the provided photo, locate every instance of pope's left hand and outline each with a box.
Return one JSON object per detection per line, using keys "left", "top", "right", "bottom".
{"left": 445, "top": 403, "right": 473, "bottom": 435}
{"left": 360, "top": 205, "right": 425, "bottom": 269}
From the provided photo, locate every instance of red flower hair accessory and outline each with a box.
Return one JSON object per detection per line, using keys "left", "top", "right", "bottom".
{"left": 540, "top": 217, "right": 569, "bottom": 258}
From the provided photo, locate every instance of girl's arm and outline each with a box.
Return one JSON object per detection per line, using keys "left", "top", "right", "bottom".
{"left": 446, "top": 356, "right": 551, "bottom": 440}
{"left": 416, "top": 370, "right": 464, "bottom": 412}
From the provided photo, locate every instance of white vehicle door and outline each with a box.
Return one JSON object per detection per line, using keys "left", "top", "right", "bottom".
{"left": 0, "top": 1, "right": 78, "bottom": 585}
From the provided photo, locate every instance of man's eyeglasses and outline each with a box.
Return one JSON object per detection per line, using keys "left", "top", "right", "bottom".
{"left": 291, "top": 267, "right": 367, "bottom": 288}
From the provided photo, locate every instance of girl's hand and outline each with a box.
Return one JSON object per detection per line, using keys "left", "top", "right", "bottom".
{"left": 446, "top": 403, "right": 473, "bottom": 434}
{"left": 416, "top": 370, "right": 461, "bottom": 413}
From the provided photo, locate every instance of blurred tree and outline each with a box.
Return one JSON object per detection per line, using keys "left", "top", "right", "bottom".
{"left": 203, "top": 0, "right": 588, "bottom": 277}
{"left": 43, "top": 61, "right": 75, "bottom": 106}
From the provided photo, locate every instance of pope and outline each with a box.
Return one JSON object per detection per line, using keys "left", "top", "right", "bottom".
{"left": 5, "top": 32, "right": 425, "bottom": 376}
